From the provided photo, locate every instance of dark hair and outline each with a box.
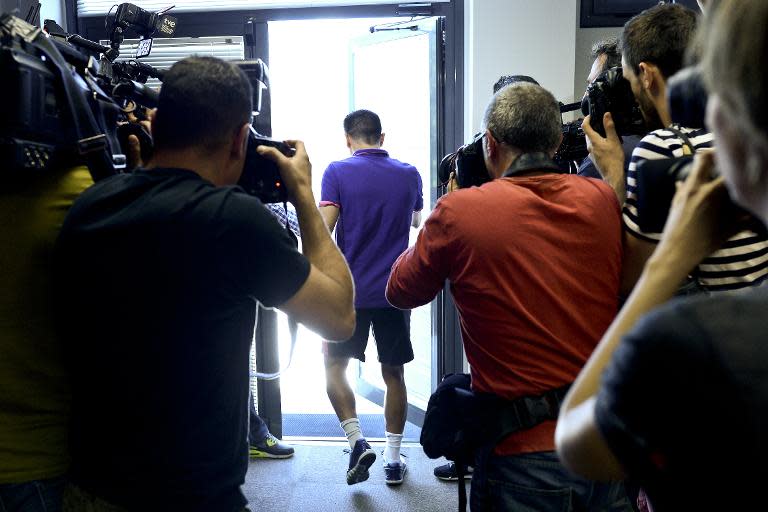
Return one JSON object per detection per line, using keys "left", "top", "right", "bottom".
{"left": 484, "top": 83, "right": 561, "bottom": 154}
{"left": 153, "top": 56, "right": 252, "bottom": 152}
{"left": 620, "top": 4, "right": 698, "bottom": 79}
{"left": 591, "top": 38, "right": 621, "bottom": 71}
{"left": 343, "top": 109, "right": 382, "bottom": 145}
{"left": 493, "top": 75, "right": 539, "bottom": 94}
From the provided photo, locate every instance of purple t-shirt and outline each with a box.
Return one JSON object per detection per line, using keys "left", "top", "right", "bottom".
{"left": 321, "top": 148, "right": 423, "bottom": 308}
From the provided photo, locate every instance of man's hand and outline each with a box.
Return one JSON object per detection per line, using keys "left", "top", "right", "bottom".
{"left": 447, "top": 171, "right": 460, "bottom": 193}
{"left": 653, "top": 151, "right": 743, "bottom": 273}
{"left": 257, "top": 140, "right": 312, "bottom": 205}
{"left": 583, "top": 113, "right": 626, "bottom": 202}
{"left": 124, "top": 109, "right": 154, "bottom": 171}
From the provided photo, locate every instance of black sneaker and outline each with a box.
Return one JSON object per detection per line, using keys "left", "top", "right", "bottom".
{"left": 249, "top": 433, "right": 295, "bottom": 459}
{"left": 433, "top": 462, "right": 473, "bottom": 481}
{"left": 346, "top": 439, "right": 376, "bottom": 485}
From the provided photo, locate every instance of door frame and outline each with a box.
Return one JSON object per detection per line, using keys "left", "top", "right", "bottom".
{"left": 74, "top": 0, "right": 467, "bottom": 432}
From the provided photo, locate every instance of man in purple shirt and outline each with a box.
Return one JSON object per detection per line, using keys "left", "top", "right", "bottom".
{"left": 319, "top": 109, "right": 423, "bottom": 487}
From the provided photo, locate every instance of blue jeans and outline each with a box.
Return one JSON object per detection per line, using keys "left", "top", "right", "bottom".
{"left": 0, "top": 477, "right": 66, "bottom": 512}
{"left": 470, "top": 451, "right": 633, "bottom": 512}
{"left": 248, "top": 390, "right": 269, "bottom": 443}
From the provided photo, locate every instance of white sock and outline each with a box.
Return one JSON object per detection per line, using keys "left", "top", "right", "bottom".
{"left": 340, "top": 418, "right": 364, "bottom": 449}
{"left": 384, "top": 431, "right": 403, "bottom": 463}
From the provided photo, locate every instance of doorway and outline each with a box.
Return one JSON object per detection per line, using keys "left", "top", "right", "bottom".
{"left": 260, "top": 16, "right": 443, "bottom": 440}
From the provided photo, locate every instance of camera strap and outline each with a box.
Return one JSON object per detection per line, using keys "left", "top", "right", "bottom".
{"left": 667, "top": 124, "right": 696, "bottom": 156}
{"left": 502, "top": 152, "right": 565, "bottom": 178}
{"left": 250, "top": 213, "right": 300, "bottom": 381}
{"left": 250, "top": 304, "right": 299, "bottom": 381}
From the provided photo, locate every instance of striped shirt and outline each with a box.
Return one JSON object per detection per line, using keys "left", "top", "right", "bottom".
{"left": 624, "top": 126, "right": 768, "bottom": 292}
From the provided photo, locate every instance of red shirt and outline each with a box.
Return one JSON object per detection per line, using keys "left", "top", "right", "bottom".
{"left": 387, "top": 174, "right": 622, "bottom": 455}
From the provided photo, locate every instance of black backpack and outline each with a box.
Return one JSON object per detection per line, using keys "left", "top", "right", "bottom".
{"left": 420, "top": 373, "right": 570, "bottom": 512}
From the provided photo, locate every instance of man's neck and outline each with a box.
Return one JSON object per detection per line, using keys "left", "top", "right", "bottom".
{"left": 149, "top": 149, "right": 227, "bottom": 186}
{"left": 654, "top": 82, "right": 673, "bottom": 127}
{"left": 349, "top": 143, "right": 382, "bottom": 153}
{"left": 489, "top": 148, "right": 521, "bottom": 179}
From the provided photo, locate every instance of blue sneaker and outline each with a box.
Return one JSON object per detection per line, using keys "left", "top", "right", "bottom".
{"left": 346, "top": 439, "right": 376, "bottom": 485}
{"left": 384, "top": 460, "right": 407, "bottom": 485}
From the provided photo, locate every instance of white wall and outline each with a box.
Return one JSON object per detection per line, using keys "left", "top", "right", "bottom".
{"left": 463, "top": 0, "right": 577, "bottom": 139}
{"left": 40, "top": 0, "right": 66, "bottom": 29}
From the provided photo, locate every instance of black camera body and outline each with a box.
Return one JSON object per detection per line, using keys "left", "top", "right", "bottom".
{"left": 238, "top": 130, "right": 292, "bottom": 204}
{"left": 635, "top": 155, "right": 768, "bottom": 237}
{"left": 584, "top": 66, "right": 646, "bottom": 138}
{"left": 438, "top": 132, "right": 490, "bottom": 189}
{"left": 635, "top": 156, "right": 695, "bottom": 233}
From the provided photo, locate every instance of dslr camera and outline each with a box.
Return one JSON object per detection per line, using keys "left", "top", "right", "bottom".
{"left": 583, "top": 66, "right": 646, "bottom": 138}
{"left": 239, "top": 128, "right": 292, "bottom": 204}
{"left": 437, "top": 132, "right": 489, "bottom": 189}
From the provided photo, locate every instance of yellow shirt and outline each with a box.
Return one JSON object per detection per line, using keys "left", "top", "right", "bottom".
{"left": 0, "top": 166, "right": 93, "bottom": 482}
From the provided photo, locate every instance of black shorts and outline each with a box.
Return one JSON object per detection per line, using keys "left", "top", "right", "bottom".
{"left": 324, "top": 307, "right": 414, "bottom": 366}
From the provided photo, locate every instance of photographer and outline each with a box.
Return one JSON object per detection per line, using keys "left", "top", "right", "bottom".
{"left": 585, "top": 3, "right": 768, "bottom": 295}
{"left": 54, "top": 56, "right": 354, "bottom": 511}
{"left": 0, "top": 164, "right": 93, "bottom": 511}
{"left": 578, "top": 39, "right": 642, "bottom": 180}
{"left": 387, "top": 83, "right": 632, "bottom": 511}
{"left": 556, "top": 1, "right": 768, "bottom": 509}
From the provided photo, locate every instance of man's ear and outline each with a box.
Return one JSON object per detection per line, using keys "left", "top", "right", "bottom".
{"left": 638, "top": 62, "right": 662, "bottom": 95}
{"left": 232, "top": 123, "right": 250, "bottom": 160}
{"left": 379, "top": 132, "right": 385, "bottom": 147}
{"left": 551, "top": 132, "right": 564, "bottom": 158}
{"left": 345, "top": 133, "right": 353, "bottom": 149}
{"left": 484, "top": 129, "right": 497, "bottom": 159}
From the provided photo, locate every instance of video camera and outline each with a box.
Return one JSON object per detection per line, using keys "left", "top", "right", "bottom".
{"left": 1, "top": 8, "right": 288, "bottom": 204}
{"left": 107, "top": 3, "right": 177, "bottom": 59}
{"left": 554, "top": 101, "right": 588, "bottom": 172}
{"left": 0, "top": 7, "right": 167, "bottom": 181}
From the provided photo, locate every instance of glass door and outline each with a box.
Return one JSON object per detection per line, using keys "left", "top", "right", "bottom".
{"left": 349, "top": 17, "right": 443, "bottom": 426}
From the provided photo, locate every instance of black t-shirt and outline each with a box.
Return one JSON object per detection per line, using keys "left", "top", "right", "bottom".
{"left": 595, "top": 287, "right": 768, "bottom": 511}
{"left": 56, "top": 168, "right": 310, "bottom": 511}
